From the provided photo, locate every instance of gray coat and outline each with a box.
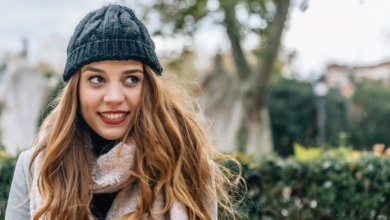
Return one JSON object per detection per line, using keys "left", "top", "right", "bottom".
{"left": 5, "top": 148, "right": 35, "bottom": 220}
{"left": 5, "top": 148, "right": 218, "bottom": 220}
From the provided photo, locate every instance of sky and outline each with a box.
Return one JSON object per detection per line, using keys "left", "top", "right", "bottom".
{"left": 284, "top": 0, "right": 390, "bottom": 79}
{"left": 1, "top": 0, "right": 390, "bottom": 79}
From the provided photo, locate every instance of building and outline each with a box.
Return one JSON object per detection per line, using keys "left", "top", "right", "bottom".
{"left": 326, "top": 61, "right": 390, "bottom": 97}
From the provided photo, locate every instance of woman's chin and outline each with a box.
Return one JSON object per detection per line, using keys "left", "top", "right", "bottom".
{"left": 95, "top": 129, "right": 126, "bottom": 140}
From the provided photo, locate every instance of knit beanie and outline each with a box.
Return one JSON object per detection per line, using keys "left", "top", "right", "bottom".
{"left": 63, "top": 4, "right": 162, "bottom": 82}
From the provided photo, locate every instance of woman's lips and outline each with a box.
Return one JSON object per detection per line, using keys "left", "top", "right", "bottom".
{"left": 98, "top": 112, "right": 129, "bottom": 125}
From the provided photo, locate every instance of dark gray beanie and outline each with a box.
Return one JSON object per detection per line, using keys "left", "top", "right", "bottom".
{"left": 63, "top": 4, "right": 162, "bottom": 82}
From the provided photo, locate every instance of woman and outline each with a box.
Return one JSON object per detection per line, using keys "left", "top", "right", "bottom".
{"left": 5, "top": 4, "right": 241, "bottom": 220}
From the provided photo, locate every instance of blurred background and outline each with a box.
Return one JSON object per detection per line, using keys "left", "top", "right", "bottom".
{"left": 3, "top": 0, "right": 390, "bottom": 219}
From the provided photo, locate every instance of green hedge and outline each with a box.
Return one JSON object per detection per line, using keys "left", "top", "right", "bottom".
{"left": 236, "top": 147, "right": 390, "bottom": 220}
{"left": 3, "top": 147, "right": 390, "bottom": 220}
{"left": 0, "top": 149, "right": 18, "bottom": 219}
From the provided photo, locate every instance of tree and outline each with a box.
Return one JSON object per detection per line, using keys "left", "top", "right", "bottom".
{"left": 267, "top": 78, "right": 350, "bottom": 156}
{"left": 128, "top": 0, "right": 308, "bottom": 157}
{"left": 349, "top": 82, "right": 390, "bottom": 150}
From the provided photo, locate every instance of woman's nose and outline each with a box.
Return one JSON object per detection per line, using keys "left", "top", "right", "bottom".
{"left": 103, "top": 84, "right": 125, "bottom": 105}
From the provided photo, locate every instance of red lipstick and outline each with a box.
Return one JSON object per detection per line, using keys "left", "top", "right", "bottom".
{"left": 98, "top": 110, "right": 130, "bottom": 125}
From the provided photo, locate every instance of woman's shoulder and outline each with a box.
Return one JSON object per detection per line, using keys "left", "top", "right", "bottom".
{"left": 4, "top": 147, "right": 37, "bottom": 219}
{"left": 21, "top": 146, "right": 37, "bottom": 166}
{"left": 16, "top": 146, "right": 37, "bottom": 185}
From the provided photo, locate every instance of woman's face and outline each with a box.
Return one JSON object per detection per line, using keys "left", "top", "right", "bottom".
{"left": 78, "top": 60, "right": 144, "bottom": 140}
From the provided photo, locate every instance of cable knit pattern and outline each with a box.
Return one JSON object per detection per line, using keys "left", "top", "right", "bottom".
{"left": 92, "top": 138, "right": 136, "bottom": 194}
{"left": 30, "top": 137, "right": 190, "bottom": 220}
{"left": 62, "top": 4, "right": 163, "bottom": 82}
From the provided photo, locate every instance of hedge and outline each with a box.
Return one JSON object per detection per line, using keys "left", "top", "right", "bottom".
{"left": 0, "top": 148, "right": 18, "bottom": 219}
{"left": 2, "top": 146, "right": 390, "bottom": 220}
{"left": 235, "top": 145, "right": 390, "bottom": 220}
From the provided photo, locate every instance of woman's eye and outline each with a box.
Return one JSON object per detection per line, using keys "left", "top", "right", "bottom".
{"left": 89, "top": 76, "right": 105, "bottom": 84}
{"left": 124, "top": 76, "right": 140, "bottom": 84}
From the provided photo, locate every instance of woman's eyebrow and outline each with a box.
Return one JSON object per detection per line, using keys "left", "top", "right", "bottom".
{"left": 83, "top": 66, "right": 105, "bottom": 73}
{"left": 123, "top": 69, "right": 144, "bottom": 74}
{"left": 82, "top": 67, "right": 143, "bottom": 74}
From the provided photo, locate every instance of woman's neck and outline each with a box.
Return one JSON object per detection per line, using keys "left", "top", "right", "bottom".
{"left": 87, "top": 123, "right": 119, "bottom": 157}
{"left": 77, "top": 110, "right": 120, "bottom": 157}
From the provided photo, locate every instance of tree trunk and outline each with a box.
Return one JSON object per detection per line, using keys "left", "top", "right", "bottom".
{"left": 243, "top": 0, "right": 291, "bottom": 158}
{"left": 197, "top": 55, "right": 243, "bottom": 153}
{"left": 220, "top": 0, "right": 251, "bottom": 81}
{"left": 253, "top": 0, "right": 291, "bottom": 110}
{"left": 199, "top": 0, "right": 290, "bottom": 156}
{"left": 244, "top": 106, "right": 274, "bottom": 156}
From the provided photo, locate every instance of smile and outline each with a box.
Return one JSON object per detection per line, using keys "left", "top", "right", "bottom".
{"left": 98, "top": 111, "right": 130, "bottom": 125}
{"left": 100, "top": 113, "right": 128, "bottom": 119}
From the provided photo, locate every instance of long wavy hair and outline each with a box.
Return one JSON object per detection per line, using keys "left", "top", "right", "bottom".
{"left": 29, "top": 64, "right": 242, "bottom": 220}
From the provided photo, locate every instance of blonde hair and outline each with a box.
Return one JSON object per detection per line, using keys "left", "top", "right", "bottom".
{"left": 29, "top": 65, "right": 242, "bottom": 220}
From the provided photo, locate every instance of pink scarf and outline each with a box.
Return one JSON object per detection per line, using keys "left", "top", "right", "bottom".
{"left": 30, "top": 136, "right": 189, "bottom": 219}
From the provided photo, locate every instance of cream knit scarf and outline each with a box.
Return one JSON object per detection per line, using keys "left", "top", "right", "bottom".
{"left": 30, "top": 136, "right": 189, "bottom": 220}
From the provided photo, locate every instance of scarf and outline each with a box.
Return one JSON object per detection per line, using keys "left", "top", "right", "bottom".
{"left": 30, "top": 136, "right": 189, "bottom": 220}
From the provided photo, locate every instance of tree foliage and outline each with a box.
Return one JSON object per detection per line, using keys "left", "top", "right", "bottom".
{"left": 267, "top": 78, "right": 350, "bottom": 156}
{"left": 349, "top": 82, "right": 390, "bottom": 150}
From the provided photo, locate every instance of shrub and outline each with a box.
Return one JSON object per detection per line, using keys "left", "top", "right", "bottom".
{"left": 235, "top": 146, "right": 390, "bottom": 220}
{"left": 0, "top": 148, "right": 18, "bottom": 219}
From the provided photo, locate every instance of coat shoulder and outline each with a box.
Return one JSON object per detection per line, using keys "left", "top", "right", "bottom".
{"left": 4, "top": 146, "right": 36, "bottom": 220}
